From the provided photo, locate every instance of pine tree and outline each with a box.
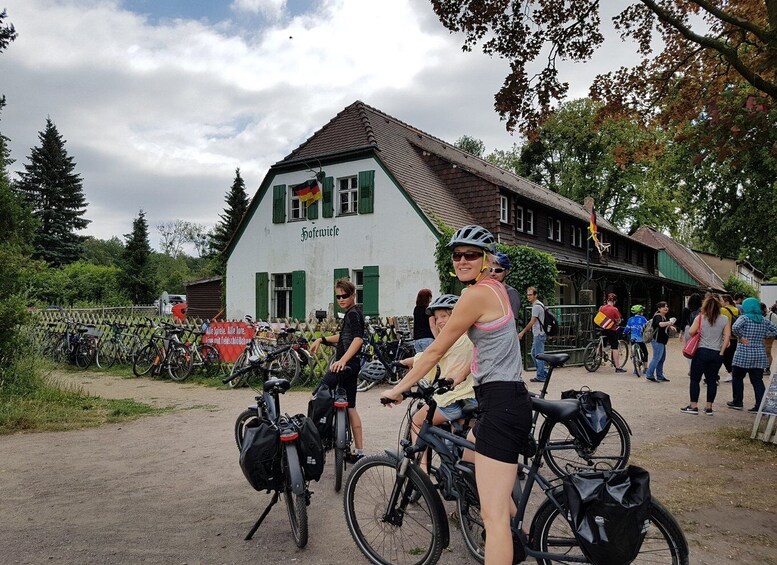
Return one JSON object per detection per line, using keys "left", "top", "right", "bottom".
{"left": 209, "top": 168, "right": 249, "bottom": 272}
{"left": 14, "top": 118, "right": 90, "bottom": 266}
{"left": 120, "top": 210, "right": 156, "bottom": 304}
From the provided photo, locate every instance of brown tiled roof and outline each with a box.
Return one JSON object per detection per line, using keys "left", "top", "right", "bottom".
{"left": 631, "top": 226, "right": 725, "bottom": 290}
{"left": 278, "top": 101, "right": 623, "bottom": 235}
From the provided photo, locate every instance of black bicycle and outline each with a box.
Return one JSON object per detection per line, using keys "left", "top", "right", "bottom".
{"left": 227, "top": 354, "right": 312, "bottom": 548}
{"left": 344, "top": 356, "right": 688, "bottom": 565}
{"left": 356, "top": 324, "right": 414, "bottom": 392}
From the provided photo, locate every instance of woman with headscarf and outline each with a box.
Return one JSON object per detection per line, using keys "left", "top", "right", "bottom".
{"left": 727, "top": 297, "right": 777, "bottom": 412}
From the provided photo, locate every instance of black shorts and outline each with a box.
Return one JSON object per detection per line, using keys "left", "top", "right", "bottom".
{"left": 603, "top": 329, "right": 619, "bottom": 350}
{"left": 473, "top": 381, "right": 532, "bottom": 464}
{"left": 321, "top": 359, "right": 361, "bottom": 408}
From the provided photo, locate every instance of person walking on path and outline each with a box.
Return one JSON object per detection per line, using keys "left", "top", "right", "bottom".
{"left": 489, "top": 252, "right": 522, "bottom": 331}
{"left": 727, "top": 297, "right": 777, "bottom": 412}
{"left": 598, "top": 293, "right": 626, "bottom": 373}
{"left": 646, "top": 301, "right": 676, "bottom": 382}
{"left": 518, "top": 287, "right": 548, "bottom": 382}
{"left": 680, "top": 294, "right": 730, "bottom": 415}
{"left": 412, "top": 288, "right": 435, "bottom": 351}
{"left": 720, "top": 294, "right": 740, "bottom": 382}
{"left": 762, "top": 302, "right": 776, "bottom": 374}
{"left": 310, "top": 279, "right": 366, "bottom": 462}
{"left": 625, "top": 304, "right": 649, "bottom": 376}
{"left": 382, "top": 224, "right": 531, "bottom": 565}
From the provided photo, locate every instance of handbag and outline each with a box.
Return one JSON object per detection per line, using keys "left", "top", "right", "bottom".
{"left": 682, "top": 323, "right": 701, "bottom": 359}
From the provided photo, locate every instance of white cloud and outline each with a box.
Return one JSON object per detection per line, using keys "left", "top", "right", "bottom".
{"left": 231, "top": 0, "right": 287, "bottom": 20}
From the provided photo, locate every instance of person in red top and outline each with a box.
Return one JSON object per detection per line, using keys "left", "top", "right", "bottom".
{"left": 171, "top": 301, "right": 187, "bottom": 323}
{"left": 599, "top": 293, "right": 625, "bottom": 373}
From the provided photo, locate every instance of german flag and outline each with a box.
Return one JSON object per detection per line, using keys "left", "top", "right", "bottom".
{"left": 290, "top": 178, "right": 322, "bottom": 205}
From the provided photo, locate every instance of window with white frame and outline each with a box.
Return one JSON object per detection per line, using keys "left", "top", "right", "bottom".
{"left": 516, "top": 205, "right": 524, "bottom": 231}
{"left": 289, "top": 190, "right": 305, "bottom": 221}
{"left": 337, "top": 176, "right": 358, "bottom": 215}
{"left": 272, "top": 273, "right": 293, "bottom": 318}
{"left": 547, "top": 217, "right": 562, "bottom": 242}
{"left": 571, "top": 226, "right": 584, "bottom": 248}
{"left": 525, "top": 208, "right": 534, "bottom": 234}
{"left": 500, "top": 195, "right": 509, "bottom": 223}
{"left": 353, "top": 269, "right": 364, "bottom": 307}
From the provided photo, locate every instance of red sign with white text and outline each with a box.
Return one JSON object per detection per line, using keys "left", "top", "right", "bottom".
{"left": 202, "top": 322, "right": 255, "bottom": 363}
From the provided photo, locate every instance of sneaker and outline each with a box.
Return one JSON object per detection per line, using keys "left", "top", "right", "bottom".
{"left": 530, "top": 377, "right": 546, "bottom": 383}
{"left": 747, "top": 406, "right": 759, "bottom": 413}
{"left": 657, "top": 377, "right": 670, "bottom": 382}
{"left": 726, "top": 401, "right": 743, "bottom": 410}
{"left": 704, "top": 408, "right": 714, "bottom": 416}
{"left": 646, "top": 377, "right": 658, "bottom": 382}
{"left": 680, "top": 405, "right": 698, "bottom": 414}
{"left": 615, "top": 368, "right": 627, "bottom": 373}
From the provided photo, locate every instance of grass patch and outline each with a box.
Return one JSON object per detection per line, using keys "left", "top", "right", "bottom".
{"left": 631, "top": 426, "right": 777, "bottom": 515}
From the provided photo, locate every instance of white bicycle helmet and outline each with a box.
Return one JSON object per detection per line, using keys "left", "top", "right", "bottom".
{"left": 425, "top": 294, "right": 459, "bottom": 315}
{"left": 359, "top": 360, "right": 387, "bottom": 382}
{"left": 447, "top": 224, "right": 496, "bottom": 254}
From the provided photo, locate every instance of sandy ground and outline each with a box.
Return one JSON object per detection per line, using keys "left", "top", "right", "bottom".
{"left": 1, "top": 339, "right": 775, "bottom": 564}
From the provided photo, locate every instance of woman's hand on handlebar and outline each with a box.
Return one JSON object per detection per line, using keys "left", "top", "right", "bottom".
{"left": 380, "top": 387, "right": 403, "bottom": 407}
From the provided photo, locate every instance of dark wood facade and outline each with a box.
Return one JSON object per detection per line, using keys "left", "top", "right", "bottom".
{"left": 184, "top": 277, "right": 223, "bottom": 320}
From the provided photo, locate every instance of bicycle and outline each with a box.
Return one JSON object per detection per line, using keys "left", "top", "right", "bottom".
{"left": 330, "top": 366, "right": 356, "bottom": 493}
{"left": 230, "top": 318, "right": 308, "bottom": 388}
{"left": 356, "top": 324, "right": 414, "bottom": 392}
{"left": 583, "top": 328, "right": 629, "bottom": 372}
{"left": 132, "top": 320, "right": 192, "bottom": 380}
{"left": 179, "top": 323, "right": 225, "bottom": 377}
{"left": 227, "top": 355, "right": 313, "bottom": 548}
{"left": 403, "top": 352, "right": 631, "bottom": 480}
{"left": 96, "top": 322, "right": 144, "bottom": 369}
{"left": 630, "top": 339, "right": 648, "bottom": 378}
{"left": 344, "top": 355, "right": 688, "bottom": 565}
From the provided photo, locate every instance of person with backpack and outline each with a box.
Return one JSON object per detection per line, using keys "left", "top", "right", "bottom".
{"left": 625, "top": 305, "right": 649, "bottom": 376}
{"left": 720, "top": 294, "right": 739, "bottom": 382}
{"left": 645, "top": 301, "right": 676, "bottom": 382}
{"left": 598, "top": 293, "right": 626, "bottom": 373}
{"left": 310, "top": 279, "right": 366, "bottom": 463}
{"left": 518, "top": 286, "right": 549, "bottom": 383}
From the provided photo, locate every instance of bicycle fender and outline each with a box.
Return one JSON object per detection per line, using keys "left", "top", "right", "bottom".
{"left": 335, "top": 409, "right": 348, "bottom": 449}
{"left": 383, "top": 449, "right": 401, "bottom": 463}
{"left": 284, "top": 444, "right": 306, "bottom": 496}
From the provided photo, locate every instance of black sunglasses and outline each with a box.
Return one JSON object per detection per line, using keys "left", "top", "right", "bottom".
{"left": 491, "top": 268, "right": 505, "bottom": 274}
{"left": 452, "top": 251, "right": 483, "bottom": 262}
{"left": 335, "top": 293, "right": 352, "bottom": 300}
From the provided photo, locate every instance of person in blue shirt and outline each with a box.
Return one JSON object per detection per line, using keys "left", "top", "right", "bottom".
{"left": 625, "top": 305, "right": 649, "bottom": 376}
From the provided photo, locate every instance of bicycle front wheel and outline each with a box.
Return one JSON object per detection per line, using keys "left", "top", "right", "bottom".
{"left": 133, "top": 344, "right": 159, "bottom": 377}
{"left": 531, "top": 496, "right": 689, "bottom": 565}
{"left": 96, "top": 339, "right": 116, "bottom": 369}
{"left": 167, "top": 343, "right": 193, "bottom": 381}
{"left": 632, "top": 344, "right": 645, "bottom": 377}
{"left": 583, "top": 341, "right": 601, "bottom": 372}
{"left": 541, "top": 409, "right": 631, "bottom": 477}
{"left": 343, "top": 454, "right": 445, "bottom": 565}
{"left": 618, "top": 339, "right": 629, "bottom": 368}
{"left": 457, "top": 472, "right": 485, "bottom": 563}
{"left": 283, "top": 448, "right": 309, "bottom": 548}
{"left": 272, "top": 349, "right": 301, "bottom": 386}
{"left": 75, "top": 340, "right": 95, "bottom": 369}
{"left": 228, "top": 351, "right": 249, "bottom": 388}
{"left": 198, "top": 344, "right": 223, "bottom": 377}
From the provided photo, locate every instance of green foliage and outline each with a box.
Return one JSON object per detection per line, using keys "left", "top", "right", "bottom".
{"left": 453, "top": 135, "right": 486, "bottom": 158}
{"left": 121, "top": 210, "right": 156, "bottom": 304}
{"left": 82, "top": 236, "right": 124, "bottom": 267}
{"left": 722, "top": 275, "right": 758, "bottom": 299}
{"left": 14, "top": 118, "right": 90, "bottom": 267}
{"left": 210, "top": 168, "right": 249, "bottom": 274}
{"left": 29, "top": 261, "right": 126, "bottom": 307}
{"left": 433, "top": 220, "right": 463, "bottom": 295}
{"left": 0, "top": 9, "right": 16, "bottom": 53}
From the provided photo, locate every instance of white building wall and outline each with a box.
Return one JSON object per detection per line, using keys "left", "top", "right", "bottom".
{"left": 226, "top": 157, "right": 441, "bottom": 320}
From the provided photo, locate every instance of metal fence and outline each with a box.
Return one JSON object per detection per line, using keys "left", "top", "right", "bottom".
{"left": 521, "top": 304, "right": 597, "bottom": 369}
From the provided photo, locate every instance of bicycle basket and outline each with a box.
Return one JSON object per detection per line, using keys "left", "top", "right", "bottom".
{"left": 560, "top": 389, "right": 613, "bottom": 448}
{"left": 563, "top": 465, "right": 652, "bottom": 565}
{"left": 239, "top": 420, "right": 284, "bottom": 491}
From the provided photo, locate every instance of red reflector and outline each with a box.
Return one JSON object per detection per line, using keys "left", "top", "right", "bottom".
{"left": 334, "top": 401, "right": 349, "bottom": 408}
{"left": 280, "top": 432, "right": 299, "bottom": 442}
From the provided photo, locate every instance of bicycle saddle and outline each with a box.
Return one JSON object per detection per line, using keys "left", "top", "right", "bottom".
{"left": 264, "top": 378, "right": 291, "bottom": 393}
{"left": 531, "top": 398, "right": 579, "bottom": 423}
{"left": 535, "top": 353, "right": 569, "bottom": 367}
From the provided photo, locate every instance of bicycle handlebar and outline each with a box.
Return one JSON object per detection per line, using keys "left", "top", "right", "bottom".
{"left": 379, "top": 378, "right": 454, "bottom": 405}
{"left": 221, "top": 344, "right": 294, "bottom": 384}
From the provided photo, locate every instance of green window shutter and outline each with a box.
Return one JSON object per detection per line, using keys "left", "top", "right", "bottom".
{"left": 362, "top": 265, "right": 379, "bottom": 316}
{"left": 322, "top": 176, "right": 334, "bottom": 218}
{"left": 333, "top": 268, "right": 349, "bottom": 314}
{"left": 291, "top": 270, "right": 306, "bottom": 319}
{"left": 272, "top": 184, "right": 286, "bottom": 224}
{"left": 306, "top": 201, "right": 318, "bottom": 220}
{"left": 358, "top": 170, "right": 375, "bottom": 214}
{"left": 255, "top": 272, "right": 269, "bottom": 320}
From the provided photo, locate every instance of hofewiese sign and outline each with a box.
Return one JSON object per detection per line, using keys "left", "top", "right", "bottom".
{"left": 301, "top": 225, "right": 340, "bottom": 242}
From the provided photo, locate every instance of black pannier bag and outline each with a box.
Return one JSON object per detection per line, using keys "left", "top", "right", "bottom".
{"left": 307, "top": 383, "right": 334, "bottom": 449}
{"left": 561, "top": 388, "right": 613, "bottom": 448}
{"left": 239, "top": 420, "right": 284, "bottom": 491}
{"left": 563, "top": 465, "right": 652, "bottom": 565}
{"left": 295, "top": 414, "right": 326, "bottom": 481}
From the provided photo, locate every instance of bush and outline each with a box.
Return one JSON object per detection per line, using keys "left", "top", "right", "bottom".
{"left": 723, "top": 274, "right": 758, "bottom": 299}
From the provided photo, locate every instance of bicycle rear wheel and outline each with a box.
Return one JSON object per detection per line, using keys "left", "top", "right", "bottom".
{"left": 198, "top": 344, "right": 223, "bottom": 377}
{"left": 618, "top": 339, "right": 629, "bottom": 368}
{"left": 75, "top": 340, "right": 95, "bottom": 369}
{"left": 96, "top": 339, "right": 117, "bottom": 369}
{"left": 583, "top": 341, "right": 602, "bottom": 372}
{"left": 271, "top": 349, "right": 301, "bottom": 386}
{"left": 531, "top": 496, "right": 688, "bottom": 564}
{"left": 133, "top": 344, "right": 159, "bottom": 377}
{"left": 228, "top": 351, "right": 249, "bottom": 388}
{"left": 457, "top": 472, "right": 485, "bottom": 563}
{"left": 540, "top": 410, "right": 631, "bottom": 477}
{"left": 283, "top": 447, "right": 308, "bottom": 548}
{"left": 234, "top": 408, "right": 260, "bottom": 451}
{"left": 343, "top": 455, "right": 445, "bottom": 565}
{"left": 167, "top": 343, "right": 193, "bottom": 381}
{"left": 632, "top": 344, "right": 645, "bottom": 377}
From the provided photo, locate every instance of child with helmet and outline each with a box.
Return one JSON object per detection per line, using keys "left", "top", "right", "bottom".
{"left": 626, "top": 305, "right": 649, "bottom": 375}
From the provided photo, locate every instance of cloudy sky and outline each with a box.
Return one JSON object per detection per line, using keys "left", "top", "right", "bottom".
{"left": 1, "top": 0, "right": 637, "bottom": 249}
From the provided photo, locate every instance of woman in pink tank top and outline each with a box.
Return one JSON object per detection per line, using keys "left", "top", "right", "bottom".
{"left": 383, "top": 225, "right": 531, "bottom": 565}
